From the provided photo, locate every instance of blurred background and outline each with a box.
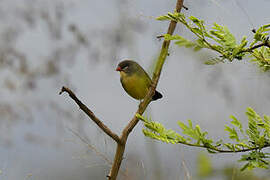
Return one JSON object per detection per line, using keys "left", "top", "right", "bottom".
{"left": 1, "top": 0, "right": 270, "bottom": 179}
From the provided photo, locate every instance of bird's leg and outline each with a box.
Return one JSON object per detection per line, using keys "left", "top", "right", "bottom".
{"left": 138, "top": 100, "right": 143, "bottom": 109}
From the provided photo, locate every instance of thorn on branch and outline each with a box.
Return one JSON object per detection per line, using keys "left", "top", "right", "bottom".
{"left": 157, "top": 35, "right": 164, "bottom": 40}
{"left": 183, "top": 5, "right": 188, "bottom": 10}
{"left": 59, "top": 86, "right": 67, "bottom": 95}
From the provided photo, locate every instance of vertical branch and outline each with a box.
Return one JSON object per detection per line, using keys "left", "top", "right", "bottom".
{"left": 60, "top": 0, "right": 184, "bottom": 179}
{"left": 108, "top": 0, "right": 184, "bottom": 179}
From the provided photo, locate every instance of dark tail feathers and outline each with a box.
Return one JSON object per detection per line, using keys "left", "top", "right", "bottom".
{"left": 152, "top": 90, "right": 163, "bottom": 101}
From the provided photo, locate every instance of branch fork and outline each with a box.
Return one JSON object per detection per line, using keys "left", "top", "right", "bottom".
{"left": 60, "top": 0, "right": 184, "bottom": 179}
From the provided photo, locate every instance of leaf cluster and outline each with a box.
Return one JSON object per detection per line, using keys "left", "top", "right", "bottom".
{"left": 157, "top": 12, "right": 270, "bottom": 70}
{"left": 250, "top": 46, "right": 270, "bottom": 71}
{"left": 138, "top": 107, "right": 270, "bottom": 171}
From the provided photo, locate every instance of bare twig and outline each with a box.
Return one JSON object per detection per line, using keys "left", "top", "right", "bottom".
{"left": 68, "top": 128, "right": 128, "bottom": 177}
{"left": 181, "top": 160, "right": 191, "bottom": 180}
{"left": 180, "top": 147, "right": 191, "bottom": 180}
{"left": 59, "top": 87, "right": 121, "bottom": 144}
{"left": 68, "top": 128, "right": 113, "bottom": 165}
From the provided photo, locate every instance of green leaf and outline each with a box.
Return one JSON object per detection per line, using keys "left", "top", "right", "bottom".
{"left": 240, "top": 163, "right": 250, "bottom": 171}
{"left": 225, "top": 125, "right": 239, "bottom": 142}
{"left": 178, "top": 120, "right": 200, "bottom": 140}
{"left": 224, "top": 143, "right": 235, "bottom": 151}
{"left": 239, "top": 151, "right": 270, "bottom": 171}
{"left": 204, "top": 58, "right": 224, "bottom": 65}
{"left": 156, "top": 12, "right": 184, "bottom": 22}
{"left": 230, "top": 115, "right": 243, "bottom": 133}
{"left": 250, "top": 47, "right": 270, "bottom": 71}
{"left": 156, "top": 15, "right": 171, "bottom": 21}
{"left": 136, "top": 113, "right": 145, "bottom": 121}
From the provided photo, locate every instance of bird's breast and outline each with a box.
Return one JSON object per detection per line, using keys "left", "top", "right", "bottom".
{"left": 120, "top": 72, "right": 150, "bottom": 100}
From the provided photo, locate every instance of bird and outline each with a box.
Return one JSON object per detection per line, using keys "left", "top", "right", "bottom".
{"left": 116, "top": 60, "right": 162, "bottom": 101}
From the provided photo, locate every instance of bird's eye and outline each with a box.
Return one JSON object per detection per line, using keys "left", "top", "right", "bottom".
{"left": 123, "top": 66, "right": 128, "bottom": 70}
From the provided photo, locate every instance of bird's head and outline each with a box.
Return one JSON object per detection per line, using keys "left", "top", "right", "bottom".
{"left": 116, "top": 60, "right": 138, "bottom": 75}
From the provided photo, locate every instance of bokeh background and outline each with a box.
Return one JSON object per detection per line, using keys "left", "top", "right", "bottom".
{"left": 1, "top": 0, "right": 270, "bottom": 179}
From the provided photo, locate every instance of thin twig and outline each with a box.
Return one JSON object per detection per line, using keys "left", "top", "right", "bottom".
{"left": 180, "top": 147, "right": 191, "bottom": 180}
{"left": 59, "top": 87, "right": 121, "bottom": 144}
{"left": 176, "top": 140, "right": 270, "bottom": 153}
{"left": 68, "top": 128, "right": 128, "bottom": 177}
{"left": 68, "top": 128, "right": 113, "bottom": 165}
{"left": 242, "top": 38, "right": 270, "bottom": 53}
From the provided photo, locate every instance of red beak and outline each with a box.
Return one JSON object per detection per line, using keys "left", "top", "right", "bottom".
{"left": 116, "top": 66, "right": 121, "bottom": 71}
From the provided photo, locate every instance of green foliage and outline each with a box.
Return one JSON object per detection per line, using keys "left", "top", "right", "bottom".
{"left": 239, "top": 151, "right": 270, "bottom": 171}
{"left": 204, "top": 57, "right": 225, "bottom": 65}
{"left": 136, "top": 114, "right": 185, "bottom": 144}
{"left": 163, "top": 34, "right": 204, "bottom": 51}
{"left": 245, "top": 107, "right": 270, "bottom": 148}
{"left": 138, "top": 107, "right": 270, "bottom": 171}
{"left": 177, "top": 120, "right": 214, "bottom": 149}
{"left": 157, "top": 12, "right": 270, "bottom": 70}
{"left": 225, "top": 125, "right": 239, "bottom": 142}
{"left": 250, "top": 47, "right": 270, "bottom": 72}
{"left": 250, "top": 24, "right": 270, "bottom": 46}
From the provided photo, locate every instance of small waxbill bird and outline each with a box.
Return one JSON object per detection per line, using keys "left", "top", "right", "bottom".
{"left": 116, "top": 60, "right": 162, "bottom": 101}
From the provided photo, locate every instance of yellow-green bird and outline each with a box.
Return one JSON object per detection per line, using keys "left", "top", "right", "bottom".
{"left": 116, "top": 60, "right": 162, "bottom": 101}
